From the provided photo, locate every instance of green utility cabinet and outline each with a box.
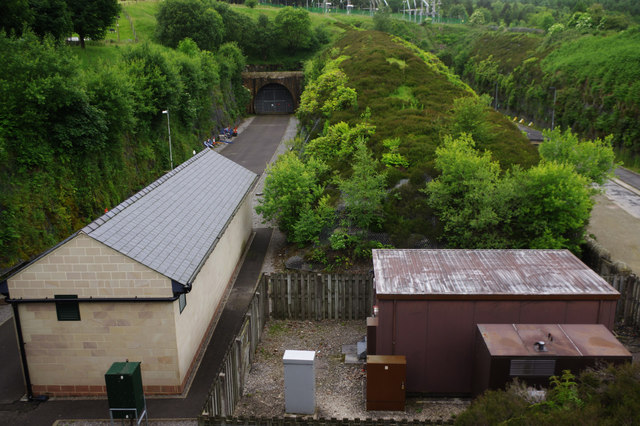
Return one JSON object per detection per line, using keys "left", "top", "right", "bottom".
{"left": 105, "top": 361, "right": 145, "bottom": 419}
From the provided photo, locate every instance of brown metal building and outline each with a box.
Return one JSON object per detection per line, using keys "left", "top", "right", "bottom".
{"left": 371, "top": 249, "right": 620, "bottom": 395}
{"left": 472, "top": 323, "right": 631, "bottom": 396}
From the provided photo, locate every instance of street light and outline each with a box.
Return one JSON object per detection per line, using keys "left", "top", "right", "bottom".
{"left": 162, "top": 109, "right": 173, "bottom": 171}
{"left": 549, "top": 87, "right": 557, "bottom": 131}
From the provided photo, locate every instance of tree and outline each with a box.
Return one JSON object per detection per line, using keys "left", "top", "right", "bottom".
{"left": 505, "top": 162, "right": 593, "bottom": 252}
{"left": 66, "top": 0, "right": 119, "bottom": 48}
{"left": 297, "top": 59, "right": 357, "bottom": 128}
{"left": 338, "top": 141, "right": 387, "bottom": 230}
{"left": 425, "top": 134, "right": 505, "bottom": 248}
{"left": 156, "top": 0, "right": 223, "bottom": 51}
{"left": 538, "top": 128, "right": 617, "bottom": 185}
{"left": 448, "top": 4, "right": 468, "bottom": 20}
{"left": 30, "top": 0, "right": 72, "bottom": 41}
{"left": 450, "top": 95, "right": 492, "bottom": 146}
{"left": 0, "top": 0, "right": 32, "bottom": 37}
{"left": 255, "top": 152, "right": 326, "bottom": 239}
{"left": 274, "top": 7, "right": 312, "bottom": 54}
{"left": 425, "top": 133, "right": 594, "bottom": 251}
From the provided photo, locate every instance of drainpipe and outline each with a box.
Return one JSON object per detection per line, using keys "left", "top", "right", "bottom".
{"left": 10, "top": 302, "right": 39, "bottom": 401}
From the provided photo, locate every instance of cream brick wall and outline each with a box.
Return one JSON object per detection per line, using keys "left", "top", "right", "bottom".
{"left": 19, "top": 301, "right": 179, "bottom": 388}
{"left": 8, "top": 233, "right": 172, "bottom": 299}
{"left": 173, "top": 194, "right": 253, "bottom": 383}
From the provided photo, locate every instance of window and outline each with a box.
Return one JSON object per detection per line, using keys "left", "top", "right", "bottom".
{"left": 55, "top": 295, "right": 80, "bottom": 321}
{"left": 179, "top": 293, "right": 187, "bottom": 313}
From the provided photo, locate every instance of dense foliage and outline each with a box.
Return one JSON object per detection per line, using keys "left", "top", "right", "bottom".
{"left": 0, "top": 32, "right": 248, "bottom": 269}
{"left": 0, "top": 0, "right": 120, "bottom": 47}
{"left": 258, "top": 29, "right": 541, "bottom": 266}
{"left": 413, "top": 20, "right": 640, "bottom": 167}
{"left": 456, "top": 363, "right": 640, "bottom": 425}
{"left": 425, "top": 133, "right": 595, "bottom": 251}
{"left": 155, "top": 1, "right": 329, "bottom": 66}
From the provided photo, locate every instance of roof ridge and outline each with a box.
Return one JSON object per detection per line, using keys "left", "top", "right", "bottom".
{"left": 82, "top": 150, "right": 211, "bottom": 235}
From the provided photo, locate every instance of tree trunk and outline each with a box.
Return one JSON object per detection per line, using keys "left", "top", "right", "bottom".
{"left": 79, "top": 31, "right": 85, "bottom": 49}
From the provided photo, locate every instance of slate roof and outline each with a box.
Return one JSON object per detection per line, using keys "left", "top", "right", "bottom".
{"left": 372, "top": 249, "right": 619, "bottom": 299}
{"left": 81, "top": 149, "right": 256, "bottom": 285}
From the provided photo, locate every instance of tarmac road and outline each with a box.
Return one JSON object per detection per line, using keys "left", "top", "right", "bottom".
{"left": 615, "top": 166, "right": 640, "bottom": 190}
{"left": 0, "top": 115, "right": 295, "bottom": 426}
{"left": 219, "top": 115, "right": 291, "bottom": 175}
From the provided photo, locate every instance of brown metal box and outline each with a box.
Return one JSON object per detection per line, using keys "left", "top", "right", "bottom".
{"left": 366, "top": 355, "right": 406, "bottom": 411}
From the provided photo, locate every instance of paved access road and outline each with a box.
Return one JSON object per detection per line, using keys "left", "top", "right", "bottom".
{"left": 220, "top": 115, "right": 291, "bottom": 175}
{"left": 615, "top": 166, "right": 640, "bottom": 190}
{"left": 0, "top": 115, "right": 294, "bottom": 426}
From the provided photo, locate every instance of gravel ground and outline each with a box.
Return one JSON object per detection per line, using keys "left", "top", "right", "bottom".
{"left": 233, "top": 320, "right": 470, "bottom": 422}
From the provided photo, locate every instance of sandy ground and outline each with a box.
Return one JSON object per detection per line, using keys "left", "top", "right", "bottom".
{"left": 588, "top": 190, "right": 640, "bottom": 274}
{"left": 233, "top": 320, "right": 470, "bottom": 422}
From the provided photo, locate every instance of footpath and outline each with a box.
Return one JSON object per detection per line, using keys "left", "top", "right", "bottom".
{"left": 588, "top": 168, "right": 640, "bottom": 274}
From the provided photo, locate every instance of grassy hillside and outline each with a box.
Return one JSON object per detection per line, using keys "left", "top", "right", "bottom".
{"left": 415, "top": 23, "right": 640, "bottom": 168}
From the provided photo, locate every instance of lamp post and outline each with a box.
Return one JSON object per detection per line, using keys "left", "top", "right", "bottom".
{"left": 162, "top": 109, "right": 173, "bottom": 171}
{"left": 549, "top": 86, "right": 557, "bottom": 131}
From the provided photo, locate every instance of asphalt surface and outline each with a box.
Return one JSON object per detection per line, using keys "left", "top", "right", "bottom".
{"left": 589, "top": 166, "right": 640, "bottom": 274}
{"left": 0, "top": 115, "right": 293, "bottom": 426}
{"left": 220, "top": 115, "right": 291, "bottom": 175}
{"left": 615, "top": 166, "right": 640, "bottom": 190}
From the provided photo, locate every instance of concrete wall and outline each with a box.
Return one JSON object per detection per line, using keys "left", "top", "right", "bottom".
{"left": 376, "top": 298, "right": 618, "bottom": 394}
{"left": 173, "top": 194, "right": 253, "bottom": 387}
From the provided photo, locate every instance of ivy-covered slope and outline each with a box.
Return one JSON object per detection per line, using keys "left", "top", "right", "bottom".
{"left": 0, "top": 34, "right": 248, "bottom": 271}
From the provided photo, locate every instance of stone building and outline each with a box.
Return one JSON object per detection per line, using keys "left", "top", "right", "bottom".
{"left": 2, "top": 149, "right": 256, "bottom": 397}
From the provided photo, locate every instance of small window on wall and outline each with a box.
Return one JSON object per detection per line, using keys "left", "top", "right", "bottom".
{"left": 179, "top": 293, "right": 187, "bottom": 313}
{"left": 55, "top": 295, "right": 80, "bottom": 321}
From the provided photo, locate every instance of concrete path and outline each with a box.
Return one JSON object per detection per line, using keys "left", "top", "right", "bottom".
{"left": 588, "top": 167, "right": 640, "bottom": 274}
{"left": 0, "top": 115, "right": 295, "bottom": 426}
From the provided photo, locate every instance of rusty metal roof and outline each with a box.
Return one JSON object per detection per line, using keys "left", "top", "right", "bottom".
{"left": 372, "top": 249, "right": 619, "bottom": 299}
{"left": 477, "top": 324, "right": 632, "bottom": 357}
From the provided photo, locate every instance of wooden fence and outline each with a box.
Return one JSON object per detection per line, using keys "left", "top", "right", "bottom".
{"left": 199, "top": 416, "right": 452, "bottom": 426}
{"left": 202, "top": 277, "right": 269, "bottom": 418}
{"left": 267, "top": 273, "right": 374, "bottom": 320}
{"left": 583, "top": 237, "right": 640, "bottom": 328}
{"left": 200, "top": 272, "right": 373, "bottom": 419}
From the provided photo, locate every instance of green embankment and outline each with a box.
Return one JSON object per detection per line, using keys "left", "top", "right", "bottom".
{"left": 304, "top": 29, "right": 538, "bottom": 243}
{"left": 417, "top": 24, "right": 640, "bottom": 168}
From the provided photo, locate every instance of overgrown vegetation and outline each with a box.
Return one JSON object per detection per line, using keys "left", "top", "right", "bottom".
{"left": 0, "top": 29, "right": 248, "bottom": 269}
{"left": 408, "top": 11, "right": 640, "bottom": 167}
{"left": 456, "top": 363, "right": 640, "bottom": 425}
{"left": 258, "top": 29, "right": 545, "bottom": 267}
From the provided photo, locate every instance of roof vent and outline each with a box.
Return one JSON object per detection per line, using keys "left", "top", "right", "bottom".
{"left": 534, "top": 341, "right": 548, "bottom": 352}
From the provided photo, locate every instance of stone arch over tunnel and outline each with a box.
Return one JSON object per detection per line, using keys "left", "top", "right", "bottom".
{"left": 242, "top": 71, "right": 304, "bottom": 115}
{"left": 254, "top": 83, "right": 294, "bottom": 114}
